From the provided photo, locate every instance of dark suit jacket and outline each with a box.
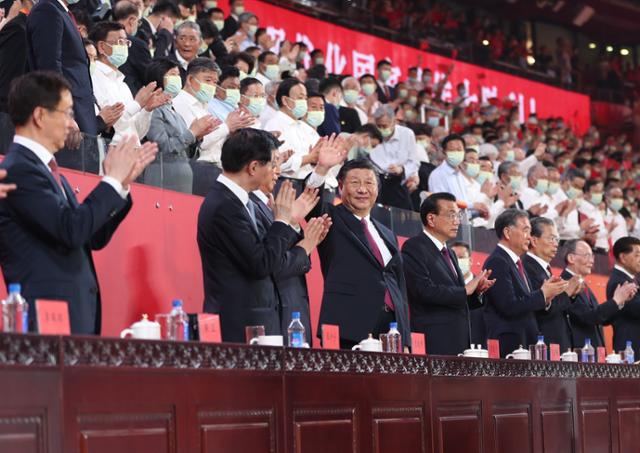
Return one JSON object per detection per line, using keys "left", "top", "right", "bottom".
{"left": 338, "top": 106, "right": 361, "bottom": 134}
{"left": 0, "top": 12, "right": 28, "bottom": 112}
{"left": 376, "top": 81, "right": 392, "bottom": 104}
{"left": 136, "top": 19, "right": 173, "bottom": 58}
{"left": 250, "top": 192, "right": 312, "bottom": 340}
{"left": 221, "top": 15, "right": 239, "bottom": 40}
{"left": 558, "top": 269, "right": 618, "bottom": 349}
{"left": 308, "top": 200, "right": 411, "bottom": 346}
{"left": 0, "top": 143, "right": 132, "bottom": 334}
{"left": 197, "top": 181, "right": 300, "bottom": 342}
{"left": 523, "top": 254, "right": 572, "bottom": 351}
{"left": 402, "top": 232, "right": 482, "bottom": 355}
{"left": 26, "top": 0, "right": 97, "bottom": 135}
{"left": 120, "top": 34, "right": 152, "bottom": 96}
{"left": 317, "top": 103, "right": 341, "bottom": 137}
{"left": 606, "top": 268, "right": 640, "bottom": 353}
{"left": 483, "top": 246, "right": 546, "bottom": 356}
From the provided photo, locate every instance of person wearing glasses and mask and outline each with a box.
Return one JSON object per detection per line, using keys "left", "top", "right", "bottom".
{"left": 402, "top": 193, "right": 494, "bottom": 355}
{"left": 89, "top": 22, "right": 170, "bottom": 144}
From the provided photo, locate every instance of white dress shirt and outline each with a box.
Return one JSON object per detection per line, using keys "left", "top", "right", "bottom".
{"left": 424, "top": 229, "right": 445, "bottom": 252}
{"left": 255, "top": 72, "right": 272, "bottom": 86}
{"left": 428, "top": 161, "right": 469, "bottom": 205}
{"left": 526, "top": 251, "right": 551, "bottom": 277}
{"left": 252, "top": 189, "right": 270, "bottom": 206}
{"left": 498, "top": 243, "right": 521, "bottom": 264}
{"left": 264, "top": 110, "right": 319, "bottom": 179}
{"left": 259, "top": 104, "right": 278, "bottom": 128}
{"left": 173, "top": 89, "right": 229, "bottom": 165}
{"left": 614, "top": 264, "right": 635, "bottom": 280}
{"left": 369, "top": 125, "right": 419, "bottom": 182}
{"left": 355, "top": 213, "right": 392, "bottom": 265}
{"left": 520, "top": 187, "right": 558, "bottom": 222}
{"left": 217, "top": 173, "right": 252, "bottom": 217}
{"left": 13, "top": 135, "right": 128, "bottom": 199}
{"left": 552, "top": 188, "right": 581, "bottom": 240}
{"left": 92, "top": 61, "right": 151, "bottom": 144}
{"left": 174, "top": 50, "right": 189, "bottom": 71}
{"left": 578, "top": 200, "right": 609, "bottom": 250}
{"left": 604, "top": 207, "right": 629, "bottom": 245}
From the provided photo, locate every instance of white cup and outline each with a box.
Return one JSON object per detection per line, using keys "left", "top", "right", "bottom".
{"left": 606, "top": 353, "right": 622, "bottom": 364}
{"left": 506, "top": 349, "right": 531, "bottom": 360}
{"left": 250, "top": 335, "right": 284, "bottom": 346}
{"left": 120, "top": 315, "right": 161, "bottom": 340}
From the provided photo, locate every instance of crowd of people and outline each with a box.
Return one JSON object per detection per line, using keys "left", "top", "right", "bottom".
{"left": 0, "top": 0, "right": 640, "bottom": 356}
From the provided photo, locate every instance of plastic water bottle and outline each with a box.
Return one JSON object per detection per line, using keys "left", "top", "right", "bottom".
{"left": 387, "top": 322, "right": 402, "bottom": 353}
{"left": 624, "top": 341, "right": 635, "bottom": 364}
{"left": 167, "top": 300, "right": 189, "bottom": 341}
{"left": 534, "top": 335, "right": 547, "bottom": 361}
{"left": 581, "top": 338, "right": 595, "bottom": 363}
{"left": 1, "top": 283, "right": 28, "bottom": 333}
{"left": 287, "top": 311, "right": 306, "bottom": 348}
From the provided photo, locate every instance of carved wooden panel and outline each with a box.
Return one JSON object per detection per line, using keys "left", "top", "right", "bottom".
{"left": 616, "top": 400, "right": 640, "bottom": 453}
{"left": 580, "top": 401, "right": 611, "bottom": 453}
{"left": 292, "top": 407, "right": 356, "bottom": 453}
{"left": 540, "top": 402, "right": 574, "bottom": 453}
{"left": 492, "top": 405, "right": 532, "bottom": 453}
{"left": 77, "top": 411, "right": 175, "bottom": 453}
{"left": 372, "top": 406, "right": 425, "bottom": 453}
{"left": 198, "top": 409, "right": 276, "bottom": 453}
{"left": 435, "top": 401, "right": 482, "bottom": 453}
{"left": 0, "top": 411, "right": 45, "bottom": 453}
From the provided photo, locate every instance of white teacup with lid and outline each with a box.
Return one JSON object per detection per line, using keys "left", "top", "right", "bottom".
{"left": 458, "top": 344, "right": 489, "bottom": 358}
{"left": 352, "top": 334, "right": 383, "bottom": 352}
{"left": 506, "top": 345, "right": 531, "bottom": 360}
{"left": 120, "top": 314, "right": 161, "bottom": 340}
{"left": 560, "top": 349, "right": 578, "bottom": 362}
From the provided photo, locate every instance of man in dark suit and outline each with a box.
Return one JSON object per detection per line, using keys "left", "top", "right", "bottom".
{"left": 558, "top": 239, "right": 636, "bottom": 350}
{"left": 197, "top": 128, "right": 324, "bottom": 342}
{"left": 375, "top": 60, "right": 393, "bottom": 104}
{"left": 317, "top": 78, "right": 343, "bottom": 137}
{"left": 114, "top": 1, "right": 151, "bottom": 96}
{"left": 26, "top": 0, "right": 97, "bottom": 135}
{"left": 483, "top": 209, "right": 568, "bottom": 357}
{"left": 220, "top": 0, "right": 243, "bottom": 39}
{"left": 523, "top": 217, "right": 580, "bottom": 352}
{"left": 305, "top": 145, "right": 412, "bottom": 350}
{"left": 402, "top": 193, "right": 493, "bottom": 355}
{"left": 606, "top": 236, "right": 640, "bottom": 353}
{"left": 136, "top": 1, "right": 177, "bottom": 58}
{"left": 0, "top": 71, "right": 157, "bottom": 334}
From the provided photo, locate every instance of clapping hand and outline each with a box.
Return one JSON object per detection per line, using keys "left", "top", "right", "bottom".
{"left": 541, "top": 276, "right": 569, "bottom": 303}
{"left": 315, "top": 134, "right": 349, "bottom": 175}
{"left": 613, "top": 281, "right": 638, "bottom": 308}
{"left": 291, "top": 186, "right": 320, "bottom": 226}
{"left": 0, "top": 169, "right": 16, "bottom": 198}
{"left": 103, "top": 135, "right": 158, "bottom": 190}
{"left": 297, "top": 214, "right": 330, "bottom": 254}
{"left": 564, "top": 275, "right": 583, "bottom": 298}
{"left": 99, "top": 102, "right": 125, "bottom": 129}
{"left": 122, "top": 141, "right": 159, "bottom": 189}
{"left": 273, "top": 180, "right": 296, "bottom": 224}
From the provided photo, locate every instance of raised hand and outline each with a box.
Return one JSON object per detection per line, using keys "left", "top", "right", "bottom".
{"left": 291, "top": 186, "right": 320, "bottom": 225}
{"left": 190, "top": 115, "right": 221, "bottom": 139}
{"left": 318, "top": 214, "right": 332, "bottom": 243}
{"left": 316, "top": 134, "right": 349, "bottom": 175}
{"left": 226, "top": 108, "right": 256, "bottom": 132}
{"left": 0, "top": 169, "right": 16, "bottom": 198}
{"left": 144, "top": 89, "right": 171, "bottom": 112}
{"left": 122, "top": 141, "right": 159, "bottom": 189}
{"left": 296, "top": 215, "right": 327, "bottom": 255}
{"left": 273, "top": 180, "right": 296, "bottom": 224}
{"left": 134, "top": 82, "right": 157, "bottom": 109}
{"left": 564, "top": 275, "right": 583, "bottom": 298}
{"left": 613, "top": 281, "right": 638, "bottom": 308}
{"left": 541, "top": 276, "right": 569, "bottom": 303}
{"left": 103, "top": 135, "right": 139, "bottom": 184}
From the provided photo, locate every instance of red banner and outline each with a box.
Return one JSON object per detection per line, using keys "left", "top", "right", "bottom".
{"left": 245, "top": 0, "right": 591, "bottom": 133}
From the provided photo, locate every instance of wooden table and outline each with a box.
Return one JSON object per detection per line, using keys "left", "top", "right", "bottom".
{"left": 0, "top": 333, "right": 638, "bottom": 453}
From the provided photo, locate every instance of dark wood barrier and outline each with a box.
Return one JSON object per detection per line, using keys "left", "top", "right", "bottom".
{"left": 1, "top": 333, "right": 639, "bottom": 453}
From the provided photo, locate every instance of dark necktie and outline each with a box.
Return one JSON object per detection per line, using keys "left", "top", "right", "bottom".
{"left": 546, "top": 265, "right": 552, "bottom": 278}
{"left": 441, "top": 246, "right": 458, "bottom": 278}
{"left": 361, "top": 218, "right": 395, "bottom": 311}
{"left": 516, "top": 259, "right": 530, "bottom": 291}
{"left": 245, "top": 200, "right": 258, "bottom": 233}
{"left": 48, "top": 158, "right": 64, "bottom": 191}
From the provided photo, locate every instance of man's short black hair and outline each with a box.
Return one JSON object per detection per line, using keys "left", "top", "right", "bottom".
{"left": 376, "top": 59, "right": 391, "bottom": 69}
{"left": 145, "top": 57, "right": 179, "bottom": 88}
{"left": 613, "top": 236, "right": 640, "bottom": 261}
{"left": 451, "top": 241, "right": 471, "bottom": 252}
{"left": 197, "top": 18, "right": 219, "bottom": 40}
{"left": 441, "top": 133, "right": 465, "bottom": 150}
{"left": 8, "top": 71, "right": 72, "bottom": 127}
{"left": 219, "top": 65, "right": 240, "bottom": 84}
{"left": 187, "top": 57, "right": 219, "bottom": 76}
{"left": 306, "top": 64, "right": 327, "bottom": 80}
{"left": 113, "top": 1, "right": 140, "bottom": 21}
{"left": 221, "top": 128, "right": 278, "bottom": 173}
{"left": 420, "top": 192, "right": 457, "bottom": 226}
{"left": 151, "top": 1, "right": 180, "bottom": 17}
{"left": 530, "top": 216, "right": 555, "bottom": 238}
{"left": 88, "top": 21, "right": 125, "bottom": 45}
{"left": 240, "top": 77, "right": 262, "bottom": 95}
{"left": 494, "top": 209, "right": 529, "bottom": 240}
{"left": 258, "top": 50, "right": 276, "bottom": 63}
{"left": 310, "top": 49, "right": 323, "bottom": 58}
{"left": 275, "top": 77, "right": 303, "bottom": 108}
{"left": 319, "top": 77, "right": 342, "bottom": 95}
{"left": 337, "top": 158, "right": 377, "bottom": 184}
{"left": 229, "top": 52, "right": 256, "bottom": 74}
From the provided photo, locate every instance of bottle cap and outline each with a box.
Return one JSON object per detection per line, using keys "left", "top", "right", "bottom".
{"left": 585, "top": 338, "right": 591, "bottom": 345}
{"left": 292, "top": 312, "right": 300, "bottom": 319}
{"left": 8, "top": 283, "right": 20, "bottom": 294}
{"left": 538, "top": 335, "right": 544, "bottom": 342}
{"left": 172, "top": 299, "right": 183, "bottom": 308}
{"left": 389, "top": 322, "right": 398, "bottom": 329}
{"left": 627, "top": 340, "right": 632, "bottom": 347}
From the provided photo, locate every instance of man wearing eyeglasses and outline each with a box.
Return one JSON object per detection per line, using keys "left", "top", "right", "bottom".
{"left": 89, "top": 21, "right": 169, "bottom": 144}
{"left": 556, "top": 239, "right": 637, "bottom": 351}
{"left": 523, "top": 217, "right": 581, "bottom": 352}
{"left": 402, "top": 192, "right": 494, "bottom": 355}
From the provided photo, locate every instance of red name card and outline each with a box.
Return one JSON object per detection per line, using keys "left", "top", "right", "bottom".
{"left": 597, "top": 347, "right": 606, "bottom": 364}
{"left": 411, "top": 332, "right": 426, "bottom": 355}
{"left": 36, "top": 300, "right": 70, "bottom": 335}
{"left": 197, "top": 314, "right": 221, "bottom": 343}
{"left": 321, "top": 324, "right": 340, "bottom": 350}
{"left": 487, "top": 339, "right": 500, "bottom": 359}
{"left": 550, "top": 344, "right": 560, "bottom": 362}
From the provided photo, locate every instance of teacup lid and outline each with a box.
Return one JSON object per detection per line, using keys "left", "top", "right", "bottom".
{"left": 131, "top": 314, "right": 160, "bottom": 328}
{"left": 361, "top": 333, "right": 380, "bottom": 345}
{"left": 514, "top": 344, "right": 529, "bottom": 352}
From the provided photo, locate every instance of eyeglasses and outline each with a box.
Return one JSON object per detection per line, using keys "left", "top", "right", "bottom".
{"left": 438, "top": 211, "right": 464, "bottom": 222}
{"left": 105, "top": 39, "right": 132, "bottom": 47}
{"left": 48, "top": 108, "right": 75, "bottom": 119}
{"left": 542, "top": 235, "right": 560, "bottom": 244}
{"left": 572, "top": 252, "right": 594, "bottom": 260}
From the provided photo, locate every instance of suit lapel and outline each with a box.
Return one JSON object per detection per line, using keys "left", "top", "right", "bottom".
{"left": 421, "top": 234, "right": 460, "bottom": 284}
{"left": 371, "top": 217, "right": 397, "bottom": 255}
{"left": 335, "top": 205, "right": 383, "bottom": 268}
{"left": 497, "top": 247, "right": 529, "bottom": 293}
{"left": 17, "top": 144, "right": 69, "bottom": 202}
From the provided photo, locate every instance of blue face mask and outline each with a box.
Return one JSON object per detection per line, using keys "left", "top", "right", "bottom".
{"left": 222, "top": 88, "right": 240, "bottom": 107}
{"left": 609, "top": 198, "right": 624, "bottom": 211}
{"left": 193, "top": 78, "right": 216, "bottom": 104}
{"left": 427, "top": 116, "right": 439, "bottom": 127}
{"left": 106, "top": 44, "right": 128, "bottom": 68}
{"left": 288, "top": 98, "right": 308, "bottom": 119}
{"left": 534, "top": 178, "right": 549, "bottom": 195}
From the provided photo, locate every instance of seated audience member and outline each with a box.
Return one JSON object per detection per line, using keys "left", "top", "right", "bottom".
{"left": 402, "top": 193, "right": 493, "bottom": 355}
{"left": 234, "top": 12, "right": 258, "bottom": 51}
{"left": 144, "top": 58, "right": 220, "bottom": 192}
{"left": 171, "top": 21, "right": 204, "bottom": 81}
{"left": 523, "top": 217, "right": 580, "bottom": 352}
{"left": 208, "top": 65, "right": 241, "bottom": 121}
{"left": 255, "top": 51, "right": 280, "bottom": 85}
{"left": 555, "top": 169, "right": 592, "bottom": 241}
{"left": 114, "top": 1, "right": 152, "bottom": 96}
{"left": 559, "top": 240, "right": 636, "bottom": 350}
{"left": 369, "top": 104, "right": 419, "bottom": 210}
{"left": 579, "top": 181, "right": 608, "bottom": 252}
{"left": 228, "top": 51, "right": 256, "bottom": 80}
{"left": 460, "top": 147, "right": 492, "bottom": 222}
{"left": 341, "top": 77, "right": 368, "bottom": 126}
{"left": 306, "top": 150, "right": 412, "bottom": 350}
{"left": 604, "top": 186, "right": 629, "bottom": 245}
{"left": 90, "top": 22, "right": 170, "bottom": 143}
{"left": 0, "top": 71, "right": 157, "bottom": 334}
{"left": 197, "top": 128, "right": 322, "bottom": 342}
{"left": 317, "top": 77, "right": 343, "bottom": 136}
{"left": 260, "top": 80, "right": 279, "bottom": 127}
{"left": 520, "top": 164, "right": 558, "bottom": 221}
{"left": 239, "top": 77, "right": 266, "bottom": 128}
{"left": 483, "top": 209, "right": 568, "bottom": 357}
{"left": 607, "top": 237, "right": 640, "bottom": 354}
{"left": 428, "top": 134, "right": 470, "bottom": 208}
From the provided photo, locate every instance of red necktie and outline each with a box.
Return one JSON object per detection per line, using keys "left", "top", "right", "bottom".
{"left": 516, "top": 259, "right": 530, "bottom": 291}
{"left": 361, "top": 218, "right": 395, "bottom": 311}
{"left": 48, "top": 158, "right": 64, "bottom": 191}
{"left": 441, "top": 247, "right": 458, "bottom": 278}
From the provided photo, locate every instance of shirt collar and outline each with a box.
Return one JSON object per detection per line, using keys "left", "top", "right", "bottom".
{"left": 175, "top": 50, "right": 189, "bottom": 70}
{"left": 56, "top": 0, "right": 69, "bottom": 12}
{"left": 217, "top": 173, "right": 249, "bottom": 206}
{"left": 423, "top": 229, "right": 446, "bottom": 251}
{"left": 144, "top": 17, "right": 156, "bottom": 35}
{"left": 498, "top": 243, "right": 521, "bottom": 264}
{"left": 526, "top": 252, "right": 550, "bottom": 273}
{"left": 275, "top": 110, "right": 298, "bottom": 126}
{"left": 252, "top": 189, "right": 269, "bottom": 206}
{"left": 96, "top": 60, "right": 123, "bottom": 81}
{"left": 614, "top": 264, "right": 636, "bottom": 280}
{"left": 181, "top": 89, "right": 205, "bottom": 108}
{"left": 565, "top": 267, "right": 576, "bottom": 277}
{"left": 442, "top": 161, "right": 460, "bottom": 175}
{"left": 13, "top": 135, "right": 54, "bottom": 167}
{"left": 352, "top": 213, "right": 371, "bottom": 223}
